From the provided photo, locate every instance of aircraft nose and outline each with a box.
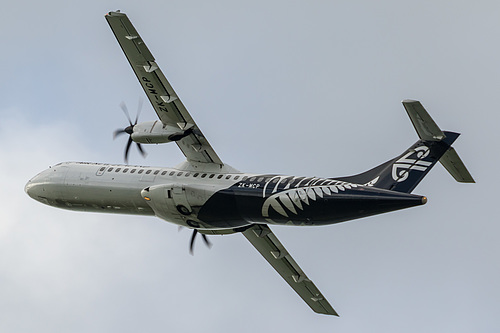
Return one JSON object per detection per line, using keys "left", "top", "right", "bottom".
{"left": 25, "top": 167, "right": 57, "bottom": 201}
{"left": 25, "top": 174, "right": 46, "bottom": 200}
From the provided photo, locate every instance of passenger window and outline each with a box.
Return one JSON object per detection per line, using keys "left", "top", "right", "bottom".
{"left": 217, "top": 175, "right": 223, "bottom": 179}
{"left": 185, "top": 173, "right": 191, "bottom": 177}
{"left": 193, "top": 173, "right": 199, "bottom": 177}
{"left": 257, "top": 177, "right": 264, "bottom": 182}
{"left": 146, "top": 170, "right": 152, "bottom": 174}
{"left": 209, "top": 174, "right": 215, "bottom": 178}
{"left": 242, "top": 176, "right": 248, "bottom": 181}
{"left": 169, "top": 171, "right": 175, "bottom": 176}
{"left": 201, "top": 174, "right": 207, "bottom": 178}
{"left": 177, "top": 172, "right": 183, "bottom": 176}
{"left": 249, "top": 177, "right": 256, "bottom": 182}
{"left": 123, "top": 168, "right": 129, "bottom": 173}
{"left": 226, "top": 175, "right": 231, "bottom": 179}
{"left": 234, "top": 176, "right": 240, "bottom": 180}
{"left": 131, "top": 169, "right": 136, "bottom": 173}
{"left": 161, "top": 171, "right": 167, "bottom": 175}
{"left": 138, "top": 169, "right": 144, "bottom": 174}
{"left": 107, "top": 167, "right": 113, "bottom": 172}
{"left": 115, "top": 168, "right": 121, "bottom": 172}
{"left": 99, "top": 167, "right": 105, "bottom": 172}
{"left": 154, "top": 170, "right": 159, "bottom": 175}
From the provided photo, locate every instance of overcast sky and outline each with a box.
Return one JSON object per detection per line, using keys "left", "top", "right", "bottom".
{"left": 1, "top": 1, "right": 499, "bottom": 332}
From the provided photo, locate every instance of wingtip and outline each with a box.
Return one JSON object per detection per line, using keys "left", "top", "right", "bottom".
{"left": 322, "top": 310, "right": 340, "bottom": 317}
{"left": 106, "top": 10, "right": 124, "bottom": 17}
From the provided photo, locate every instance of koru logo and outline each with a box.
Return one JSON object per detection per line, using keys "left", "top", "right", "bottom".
{"left": 392, "top": 146, "right": 432, "bottom": 182}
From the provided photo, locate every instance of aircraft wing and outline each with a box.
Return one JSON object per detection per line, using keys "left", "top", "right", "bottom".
{"left": 105, "top": 11, "right": 223, "bottom": 166}
{"left": 242, "top": 224, "right": 338, "bottom": 316}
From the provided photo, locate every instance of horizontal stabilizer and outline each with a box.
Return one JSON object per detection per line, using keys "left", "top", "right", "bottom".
{"left": 403, "top": 99, "right": 475, "bottom": 184}
{"left": 403, "top": 100, "right": 445, "bottom": 141}
{"left": 440, "top": 147, "right": 475, "bottom": 183}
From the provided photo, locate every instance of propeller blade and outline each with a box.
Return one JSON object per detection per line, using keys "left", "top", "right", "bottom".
{"left": 113, "top": 129, "right": 127, "bottom": 139}
{"left": 201, "top": 234, "right": 213, "bottom": 249}
{"left": 189, "top": 230, "right": 212, "bottom": 255}
{"left": 134, "top": 97, "right": 144, "bottom": 125}
{"left": 124, "top": 137, "right": 133, "bottom": 164}
{"left": 136, "top": 142, "right": 147, "bottom": 158}
{"left": 189, "top": 229, "right": 198, "bottom": 255}
{"left": 115, "top": 98, "right": 147, "bottom": 163}
{"left": 119, "top": 101, "right": 133, "bottom": 126}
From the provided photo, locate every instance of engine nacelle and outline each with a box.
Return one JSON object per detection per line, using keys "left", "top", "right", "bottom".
{"left": 131, "top": 120, "right": 195, "bottom": 144}
{"left": 141, "top": 183, "right": 217, "bottom": 228}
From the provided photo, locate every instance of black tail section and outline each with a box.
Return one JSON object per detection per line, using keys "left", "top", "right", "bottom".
{"left": 337, "top": 131, "right": 459, "bottom": 193}
{"left": 336, "top": 100, "right": 474, "bottom": 193}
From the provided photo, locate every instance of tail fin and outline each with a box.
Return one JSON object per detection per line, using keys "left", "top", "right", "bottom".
{"left": 337, "top": 100, "right": 475, "bottom": 193}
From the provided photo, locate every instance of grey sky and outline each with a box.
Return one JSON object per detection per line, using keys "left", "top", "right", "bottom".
{"left": 1, "top": 1, "right": 498, "bottom": 332}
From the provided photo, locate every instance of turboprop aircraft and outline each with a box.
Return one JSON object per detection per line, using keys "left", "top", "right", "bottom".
{"left": 25, "top": 11, "right": 475, "bottom": 316}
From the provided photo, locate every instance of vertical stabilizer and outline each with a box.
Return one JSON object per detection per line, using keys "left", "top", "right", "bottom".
{"left": 336, "top": 100, "right": 474, "bottom": 193}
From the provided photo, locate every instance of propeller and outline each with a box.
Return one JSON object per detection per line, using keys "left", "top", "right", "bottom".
{"left": 189, "top": 229, "right": 212, "bottom": 255}
{"left": 113, "top": 98, "right": 147, "bottom": 163}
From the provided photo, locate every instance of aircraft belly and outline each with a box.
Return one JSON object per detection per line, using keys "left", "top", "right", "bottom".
{"left": 261, "top": 193, "right": 425, "bottom": 225}
{"left": 59, "top": 183, "right": 154, "bottom": 215}
{"left": 198, "top": 178, "right": 427, "bottom": 227}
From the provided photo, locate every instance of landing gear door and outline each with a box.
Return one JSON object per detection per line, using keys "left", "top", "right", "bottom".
{"left": 170, "top": 184, "right": 192, "bottom": 215}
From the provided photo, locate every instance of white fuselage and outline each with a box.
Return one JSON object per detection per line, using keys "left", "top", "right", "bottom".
{"left": 25, "top": 162, "right": 248, "bottom": 227}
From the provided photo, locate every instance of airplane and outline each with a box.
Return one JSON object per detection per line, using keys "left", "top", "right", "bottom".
{"left": 25, "top": 11, "right": 475, "bottom": 316}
